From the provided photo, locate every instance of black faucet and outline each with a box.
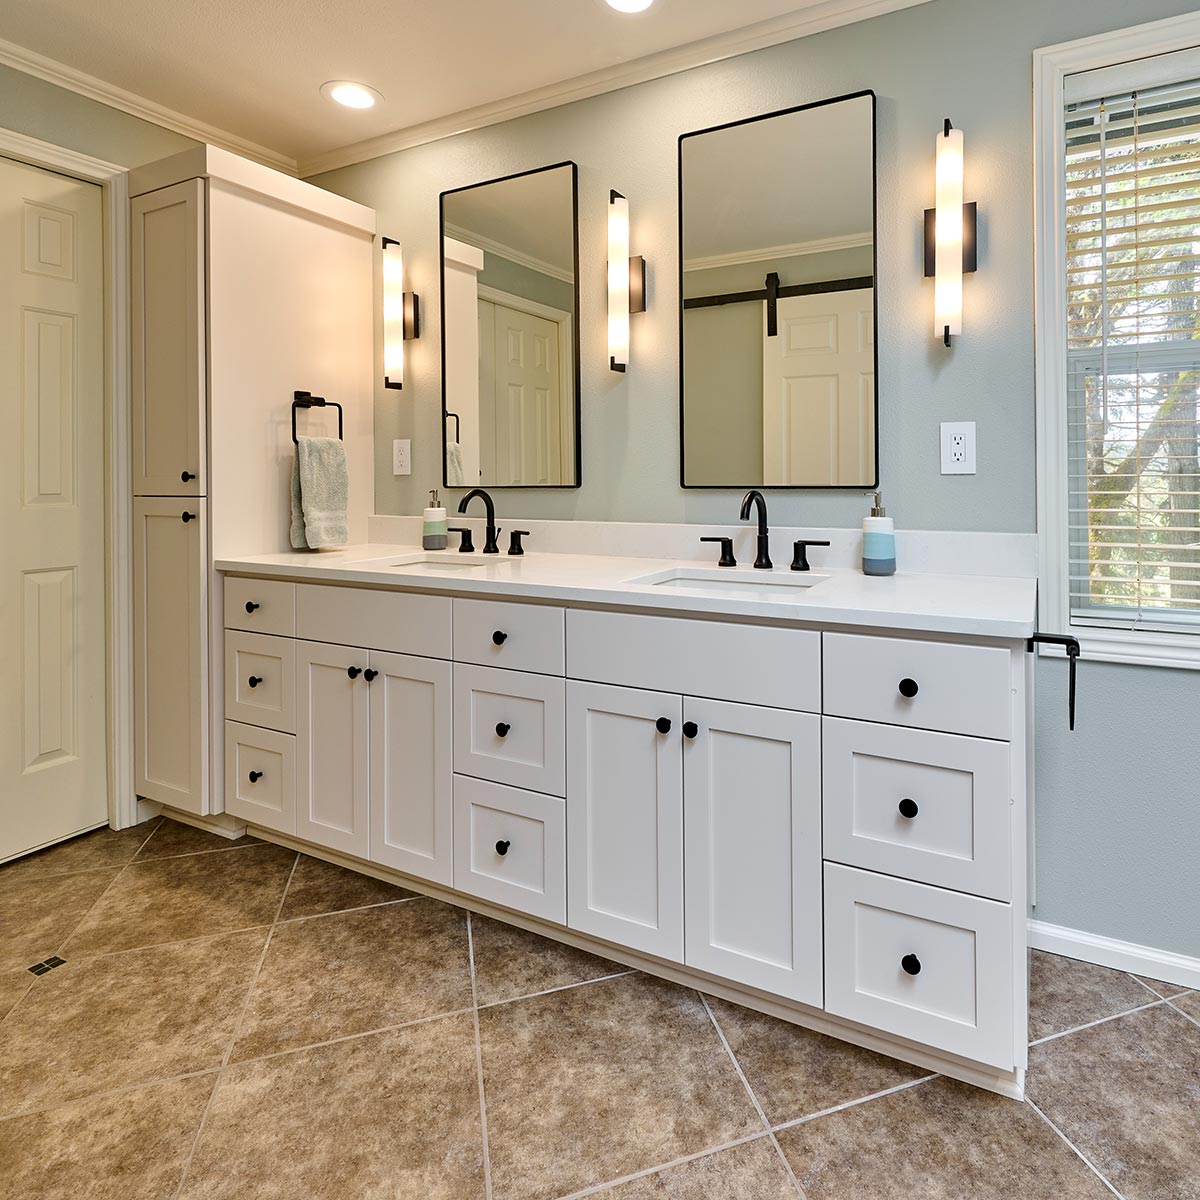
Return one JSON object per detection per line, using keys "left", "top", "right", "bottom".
{"left": 739, "top": 490, "right": 772, "bottom": 569}
{"left": 458, "top": 488, "right": 500, "bottom": 554}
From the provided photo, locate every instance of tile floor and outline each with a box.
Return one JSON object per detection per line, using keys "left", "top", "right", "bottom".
{"left": 1, "top": 817, "right": 1197, "bottom": 1200}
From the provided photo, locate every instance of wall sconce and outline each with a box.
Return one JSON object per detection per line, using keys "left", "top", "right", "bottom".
{"left": 608, "top": 190, "right": 646, "bottom": 372}
{"left": 381, "top": 236, "right": 421, "bottom": 389}
{"left": 923, "top": 119, "right": 977, "bottom": 348}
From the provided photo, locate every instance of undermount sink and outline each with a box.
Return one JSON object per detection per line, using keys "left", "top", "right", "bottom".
{"left": 629, "top": 566, "right": 829, "bottom": 599}
{"left": 347, "top": 553, "right": 497, "bottom": 571}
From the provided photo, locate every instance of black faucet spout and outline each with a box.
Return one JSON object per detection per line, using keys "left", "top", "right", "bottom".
{"left": 458, "top": 488, "right": 501, "bottom": 554}
{"left": 739, "top": 490, "right": 772, "bottom": 569}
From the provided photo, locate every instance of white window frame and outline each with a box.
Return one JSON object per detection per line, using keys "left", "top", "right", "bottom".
{"left": 1034, "top": 11, "right": 1200, "bottom": 670}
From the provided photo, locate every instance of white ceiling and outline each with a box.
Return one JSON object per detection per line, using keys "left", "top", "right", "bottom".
{"left": 0, "top": 0, "right": 930, "bottom": 174}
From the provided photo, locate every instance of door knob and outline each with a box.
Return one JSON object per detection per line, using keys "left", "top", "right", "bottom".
{"left": 248, "top": 770, "right": 263, "bottom": 783}
{"left": 495, "top": 722, "right": 511, "bottom": 738}
{"left": 364, "top": 669, "right": 378, "bottom": 682}
{"left": 181, "top": 511, "right": 196, "bottom": 523}
{"left": 495, "top": 840, "right": 511, "bottom": 856}
{"left": 656, "top": 717, "right": 672, "bottom": 734}
{"left": 245, "top": 601, "right": 260, "bottom": 613}
{"left": 347, "top": 666, "right": 361, "bottom": 679}
{"left": 492, "top": 630, "right": 508, "bottom": 646}
{"left": 181, "top": 470, "right": 196, "bottom": 482}
{"left": 901, "top": 954, "right": 922, "bottom": 976}
{"left": 682, "top": 721, "right": 699, "bottom": 739}
{"left": 898, "top": 677, "right": 919, "bottom": 698}
{"left": 898, "top": 798, "right": 919, "bottom": 819}
{"left": 247, "top": 676, "right": 262, "bottom": 689}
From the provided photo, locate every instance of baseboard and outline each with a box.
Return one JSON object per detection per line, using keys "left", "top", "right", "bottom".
{"left": 1029, "top": 919, "right": 1200, "bottom": 991}
{"left": 153, "top": 805, "right": 248, "bottom": 841}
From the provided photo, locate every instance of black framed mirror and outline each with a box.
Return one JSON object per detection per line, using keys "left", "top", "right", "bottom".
{"left": 440, "top": 161, "right": 581, "bottom": 489}
{"left": 679, "top": 91, "right": 877, "bottom": 488}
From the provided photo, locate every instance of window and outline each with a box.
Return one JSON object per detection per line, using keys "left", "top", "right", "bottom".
{"left": 1036, "top": 22, "right": 1200, "bottom": 668}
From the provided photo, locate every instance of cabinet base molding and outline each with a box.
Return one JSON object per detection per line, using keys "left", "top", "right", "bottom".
{"left": 1028, "top": 919, "right": 1200, "bottom": 993}
{"left": 249, "top": 824, "right": 1027, "bottom": 1100}
{"left": 150, "top": 803, "right": 249, "bottom": 841}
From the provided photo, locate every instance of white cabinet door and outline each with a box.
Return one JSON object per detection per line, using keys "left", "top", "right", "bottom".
{"left": 683, "top": 699, "right": 822, "bottom": 1005}
{"left": 131, "top": 179, "right": 206, "bottom": 496}
{"left": 566, "top": 681, "right": 683, "bottom": 962}
{"left": 369, "top": 650, "right": 453, "bottom": 885}
{"left": 295, "top": 639, "right": 369, "bottom": 858}
{"left": 134, "top": 497, "right": 208, "bottom": 812}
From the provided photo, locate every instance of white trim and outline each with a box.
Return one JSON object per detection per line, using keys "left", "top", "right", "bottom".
{"left": 1029, "top": 919, "right": 1200, "bottom": 992}
{"left": 0, "top": 125, "right": 136, "bottom": 832}
{"left": 0, "top": 37, "right": 296, "bottom": 175}
{"left": 683, "top": 232, "right": 873, "bottom": 273}
{"left": 150, "top": 803, "right": 249, "bottom": 841}
{"left": 445, "top": 222, "right": 573, "bottom": 285}
{"left": 1033, "top": 12, "right": 1200, "bottom": 672}
{"left": 298, "top": 0, "right": 934, "bottom": 176}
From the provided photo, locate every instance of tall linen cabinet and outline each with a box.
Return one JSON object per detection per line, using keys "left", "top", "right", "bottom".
{"left": 130, "top": 146, "right": 375, "bottom": 818}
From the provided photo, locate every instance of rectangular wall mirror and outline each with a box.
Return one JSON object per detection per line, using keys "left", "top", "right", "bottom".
{"left": 440, "top": 161, "right": 581, "bottom": 488}
{"left": 679, "top": 91, "right": 877, "bottom": 488}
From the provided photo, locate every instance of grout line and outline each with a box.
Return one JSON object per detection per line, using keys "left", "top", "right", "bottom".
{"left": 0, "top": 816, "right": 164, "bottom": 884}
{"left": 51, "top": 922, "right": 277, "bottom": 966}
{"left": 132, "top": 840, "right": 269, "bottom": 866}
{"left": 769, "top": 1073, "right": 940, "bottom": 1135}
{"left": 0, "top": 974, "right": 37, "bottom": 1034}
{"left": 466, "top": 914, "right": 494, "bottom": 1200}
{"left": 1127, "top": 973, "right": 1171, "bottom": 1000}
{"left": 476, "top": 969, "right": 637, "bottom": 1011}
{"left": 272, "top": 893, "right": 424, "bottom": 928}
{"left": 0, "top": 1067, "right": 222, "bottom": 1125}
{"left": 1165, "top": 998, "right": 1200, "bottom": 1030}
{"left": 1026, "top": 1099, "right": 1126, "bottom": 1199}
{"left": 1029, "top": 999, "right": 1163, "bottom": 1046}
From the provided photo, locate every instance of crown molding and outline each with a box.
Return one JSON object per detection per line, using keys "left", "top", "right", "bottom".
{"left": 0, "top": 36, "right": 297, "bottom": 175}
{"left": 684, "top": 231, "right": 873, "bottom": 273}
{"left": 299, "top": 0, "right": 932, "bottom": 177}
{"left": 443, "top": 222, "right": 574, "bottom": 284}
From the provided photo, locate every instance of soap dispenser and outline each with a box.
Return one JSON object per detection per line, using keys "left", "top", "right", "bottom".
{"left": 862, "top": 492, "right": 896, "bottom": 576}
{"left": 423, "top": 489, "right": 448, "bottom": 550}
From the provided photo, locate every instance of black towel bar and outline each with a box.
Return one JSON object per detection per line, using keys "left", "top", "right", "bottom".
{"left": 292, "top": 391, "right": 344, "bottom": 445}
{"left": 445, "top": 410, "right": 461, "bottom": 442}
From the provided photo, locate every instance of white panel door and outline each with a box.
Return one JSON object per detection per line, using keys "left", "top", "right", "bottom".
{"left": 762, "top": 287, "right": 874, "bottom": 485}
{"left": 566, "top": 681, "right": 684, "bottom": 962}
{"left": 0, "top": 156, "right": 107, "bottom": 859}
{"left": 295, "top": 639, "right": 369, "bottom": 857}
{"left": 369, "top": 650, "right": 453, "bottom": 884}
{"left": 131, "top": 179, "right": 205, "bottom": 496}
{"left": 684, "top": 699, "right": 822, "bottom": 1004}
{"left": 133, "top": 497, "right": 208, "bottom": 814}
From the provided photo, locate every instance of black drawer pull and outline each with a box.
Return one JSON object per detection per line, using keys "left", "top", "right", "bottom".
{"left": 901, "top": 954, "right": 922, "bottom": 976}
{"left": 247, "top": 676, "right": 263, "bottom": 689}
{"left": 656, "top": 717, "right": 672, "bottom": 735}
{"left": 492, "top": 630, "right": 508, "bottom": 646}
{"left": 495, "top": 722, "right": 511, "bottom": 738}
{"left": 248, "top": 770, "right": 263, "bottom": 783}
{"left": 347, "top": 666, "right": 361, "bottom": 679}
{"left": 682, "top": 721, "right": 698, "bottom": 739}
{"left": 181, "top": 470, "right": 196, "bottom": 482}
{"left": 495, "top": 839, "right": 511, "bottom": 856}
{"left": 245, "top": 601, "right": 260, "bottom": 613}
{"left": 898, "top": 798, "right": 919, "bottom": 819}
{"left": 898, "top": 677, "right": 919, "bottom": 698}
{"left": 364, "top": 669, "right": 378, "bottom": 682}
{"left": 181, "top": 511, "right": 196, "bottom": 523}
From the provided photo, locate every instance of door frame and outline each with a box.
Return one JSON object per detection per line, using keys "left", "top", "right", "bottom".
{"left": 0, "top": 126, "right": 135, "bottom": 832}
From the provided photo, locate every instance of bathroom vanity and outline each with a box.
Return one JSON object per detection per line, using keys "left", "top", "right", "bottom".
{"left": 216, "top": 547, "right": 1036, "bottom": 1098}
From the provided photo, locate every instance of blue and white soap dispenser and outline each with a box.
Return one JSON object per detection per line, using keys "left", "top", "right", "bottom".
{"left": 862, "top": 492, "right": 896, "bottom": 576}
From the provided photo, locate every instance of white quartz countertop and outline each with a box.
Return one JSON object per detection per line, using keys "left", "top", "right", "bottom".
{"left": 216, "top": 544, "right": 1037, "bottom": 640}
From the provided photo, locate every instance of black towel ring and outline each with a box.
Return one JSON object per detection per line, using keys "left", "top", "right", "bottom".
{"left": 292, "top": 391, "right": 344, "bottom": 445}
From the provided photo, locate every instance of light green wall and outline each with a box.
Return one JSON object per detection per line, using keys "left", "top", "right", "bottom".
{"left": 315, "top": 0, "right": 1199, "bottom": 960}
{"left": 479, "top": 251, "right": 574, "bottom": 313}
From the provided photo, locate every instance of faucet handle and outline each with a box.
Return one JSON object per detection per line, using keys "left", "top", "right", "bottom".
{"left": 508, "top": 530, "right": 530, "bottom": 556}
{"left": 700, "top": 536, "right": 737, "bottom": 567}
{"left": 790, "top": 539, "right": 831, "bottom": 572}
{"left": 448, "top": 526, "right": 475, "bottom": 553}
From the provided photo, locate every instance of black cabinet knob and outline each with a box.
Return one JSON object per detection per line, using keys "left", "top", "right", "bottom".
{"left": 492, "top": 630, "right": 508, "bottom": 646}
{"left": 656, "top": 717, "right": 672, "bottom": 735}
{"left": 495, "top": 722, "right": 511, "bottom": 738}
{"left": 244, "top": 601, "right": 260, "bottom": 613}
{"left": 181, "top": 470, "right": 196, "bottom": 482}
{"left": 901, "top": 954, "right": 922, "bottom": 976}
{"left": 247, "top": 676, "right": 262, "bottom": 689}
{"left": 347, "top": 666, "right": 361, "bottom": 679}
{"left": 898, "top": 798, "right": 919, "bottom": 819}
{"left": 495, "top": 839, "right": 511, "bottom": 856}
{"left": 181, "top": 511, "right": 196, "bottom": 523}
{"left": 364, "top": 669, "right": 378, "bottom": 682}
{"left": 682, "top": 721, "right": 699, "bottom": 739}
{"left": 248, "top": 770, "right": 263, "bottom": 783}
{"left": 898, "top": 677, "right": 919, "bottom": 698}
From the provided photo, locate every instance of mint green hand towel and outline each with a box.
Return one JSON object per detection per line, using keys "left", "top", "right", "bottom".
{"left": 290, "top": 436, "right": 348, "bottom": 550}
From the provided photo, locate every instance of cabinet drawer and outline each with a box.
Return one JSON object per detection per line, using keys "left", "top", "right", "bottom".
{"left": 296, "top": 583, "right": 452, "bottom": 659}
{"left": 567, "top": 609, "right": 820, "bottom": 712}
{"left": 453, "top": 776, "right": 565, "bottom": 923}
{"left": 823, "top": 718, "right": 1011, "bottom": 901}
{"left": 225, "top": 631, "right": 295, "bottom": 733}
{"left": 453, "top": 665, "right": 565, "bottom": 796}
{"left": 454, "top": 598, "right": 564, "bottom": 676}
{"left": 823, "top": 633, "right": 1011, "bottom": 740}
{"left": 824, "top": 864, "right": 1014, "bottom": 1070}
{"left": 224, "top": 721, "right": 295, "bottom": 835}
{"left": 224, "top": 577, "right": 296, "bottom": 637}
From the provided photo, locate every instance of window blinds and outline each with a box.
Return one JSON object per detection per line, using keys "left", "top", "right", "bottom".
{"left": 1064, "top": 58, "right": 1200, "bottom": 633}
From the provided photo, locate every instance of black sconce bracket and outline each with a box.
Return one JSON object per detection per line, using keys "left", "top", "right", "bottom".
{"left": 922, "top": 202, "right": 978, "bottom": 279}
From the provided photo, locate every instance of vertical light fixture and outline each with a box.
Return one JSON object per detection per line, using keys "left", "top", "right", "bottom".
{"left": 382, "top": 236, "right": 420, "bottom": 389}
{"left": 608, "top": 190, "right": 646, "bottom": 372}
{"left": 923, "top": 119, "right": 976, "bottom": 348}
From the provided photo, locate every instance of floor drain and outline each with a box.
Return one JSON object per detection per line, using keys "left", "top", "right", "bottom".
{"left": 27, "top": 956, "right": 67, "bottom": 976}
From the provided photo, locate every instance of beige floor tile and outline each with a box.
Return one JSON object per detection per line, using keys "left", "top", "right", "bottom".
{"left": 0, "top": 818, "right": 159, "bottom": 880}
{"left": 64, "top": 843, "right": 296, "bottom": 957}
{"left": 1134, "top": 973, "right": 1195, "bottom": 1000}
{"left": 706, "top": 996, "right": 927, "bottom": 1125}
{"left": 0, "top": 970, "right": 34, "bottom": 1022}
{"left": 0, "top": 928, "right": 267, "bottom": 1116}
{"left": 133, "top": 818, "right": 261, "bottom": 862}
{"left": 1028, "top": 949, "right": 1159, "bottom": 1040}
{"left": 0, "top": 868, "right": 119, "bottom": 972}
{"left": 479, "top": 973, "right": 761, "bottom": 1200}
{"left": 472, "top": 913, "right": 625, "bottom": 1006}
{"left": 598, "top": 1137, "right": 797, "bottom": 1199}
{"left": 179, "top": 1014, "right": 484, "bottom": 1200}
{"left": 777, "top": 1077, "right": 1111, "bottom": 1199}
{"left": 0, "top": 1074, "right": 215, "bottom": 1199}
{"left": 1171, "top": 991, "right": 1200, "bottom": 1021}
{"left": 231, "top": 897, "right": 472, "bottom": 1060}
{"left": 1028, "top": 1003, "right": 1200, "bottom": 1200}
{"left": 277, "top": 854, "right": 416, "bottom": 921}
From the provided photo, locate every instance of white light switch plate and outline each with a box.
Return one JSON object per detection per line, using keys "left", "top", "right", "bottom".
{"left": 392, "top": 439, "right": 411, "bottom": 476}
{"left": 940, "top": 421, "right": 976, "bottom": 475}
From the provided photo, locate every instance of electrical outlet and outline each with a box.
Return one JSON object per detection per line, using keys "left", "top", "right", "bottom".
{"left": 392, "top": 439, "right": 411, "bottom": 476}
{"left": 940, "top": 421, "right": 976, "bottom": 475}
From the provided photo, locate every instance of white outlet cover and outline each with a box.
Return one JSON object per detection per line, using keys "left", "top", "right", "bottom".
{"left": 392, "top": 438, "right": 412, "bottom": 476}
{"left": 940, "top": 421, "right": 976, "bottom": 475}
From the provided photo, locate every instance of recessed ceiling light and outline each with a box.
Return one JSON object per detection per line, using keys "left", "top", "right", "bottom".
{"left": 320, "top": 80, "right": 383, "bottom": 109}
{"left": 605, "top": 0, "right": 654, "bottom": 12}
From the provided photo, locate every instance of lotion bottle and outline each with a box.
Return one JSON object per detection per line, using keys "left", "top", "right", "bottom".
{"left": 862, "top": 492, "right": 896, "bottom": 576}
{"left": 423, "top": 489, "right": 448, "bottom": 550}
